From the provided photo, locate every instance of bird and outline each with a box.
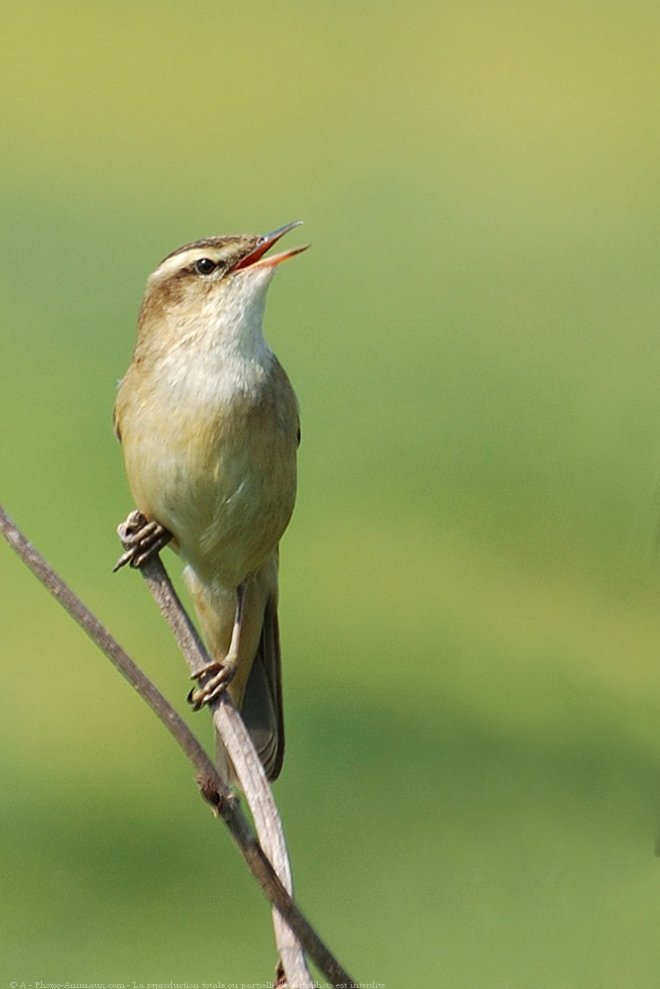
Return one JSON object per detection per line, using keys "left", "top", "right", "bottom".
{"left": 113, "top": 222, "right": 308, "bottom": 781}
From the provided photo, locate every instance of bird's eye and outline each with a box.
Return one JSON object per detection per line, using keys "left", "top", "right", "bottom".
{"left": 194, "top": 258, "right": 217, "bottom": 276}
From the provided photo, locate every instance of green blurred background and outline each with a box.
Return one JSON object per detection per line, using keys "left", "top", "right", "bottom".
{"left": 2, "top": 2, "right": 660, "bottom": 985}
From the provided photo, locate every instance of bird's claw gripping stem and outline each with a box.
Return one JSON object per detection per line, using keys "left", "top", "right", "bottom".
{"left": 187, "top": 658, "right": 238, "bottom": 711}
{"left": 113, "top": 509, "right": 172, "bottom": 572}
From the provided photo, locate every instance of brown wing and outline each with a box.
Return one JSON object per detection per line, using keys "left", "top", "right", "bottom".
{"left": 240, "top": 596, "right": 285, "bottom": 781}
{"left": 112, "top": 402, "right": 122, "bottom": 442}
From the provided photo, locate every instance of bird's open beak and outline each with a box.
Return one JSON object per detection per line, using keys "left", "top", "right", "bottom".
{"left": 232, "top": 221, "right": 310, "bottom": 272}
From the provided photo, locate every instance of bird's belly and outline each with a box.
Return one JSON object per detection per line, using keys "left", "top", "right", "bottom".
{"left": 188, "top": 450, "right": 295, "bottom": 586}
{"left": 124, "top": 411, "right": 296, "bottom": 588}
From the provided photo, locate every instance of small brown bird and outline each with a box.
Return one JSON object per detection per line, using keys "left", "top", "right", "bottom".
{"left": 113, "top": 222, "right": 308, "bottom": 781}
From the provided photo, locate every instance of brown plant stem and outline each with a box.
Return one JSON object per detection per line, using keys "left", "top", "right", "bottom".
{"left": 0, "top": 504, "right": 358, "bottom": 989}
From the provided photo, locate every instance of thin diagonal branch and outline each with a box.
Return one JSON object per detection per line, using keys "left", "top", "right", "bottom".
{"left": 0, "top": 504, "right": 358, "bottom": 989}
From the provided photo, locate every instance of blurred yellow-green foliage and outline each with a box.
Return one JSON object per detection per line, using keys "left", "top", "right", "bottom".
{"left": 2, "top": 2, "right": 660, "bottom": 985}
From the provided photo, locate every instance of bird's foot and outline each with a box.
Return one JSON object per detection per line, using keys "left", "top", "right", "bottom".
{"left": 187, "top": 657, "right": 238, "bottom": 711}
{"left": 113, "top": 509, "right": 172, "bottom": 572}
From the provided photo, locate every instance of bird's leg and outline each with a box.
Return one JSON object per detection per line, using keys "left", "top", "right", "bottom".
{"left": 113, "top": 509, "right": 173, "bottom": 572}
{"left": 187, "top": 582, "right": 245, "bottom": 711}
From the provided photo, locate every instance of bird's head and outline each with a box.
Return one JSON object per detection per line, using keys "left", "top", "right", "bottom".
{"left": 137, "top": 221, "right": 308, "bottom": 355}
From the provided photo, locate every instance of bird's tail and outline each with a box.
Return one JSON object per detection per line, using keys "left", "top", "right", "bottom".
{"left": 217, "top": 596, "right": 285, "bottom": 783}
